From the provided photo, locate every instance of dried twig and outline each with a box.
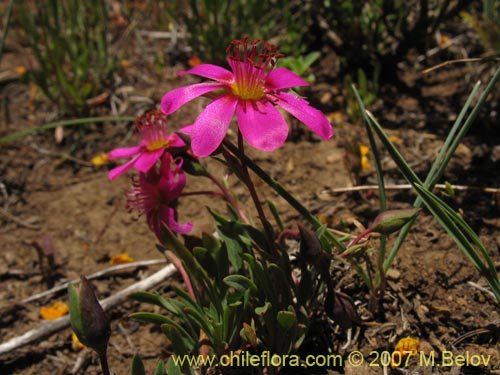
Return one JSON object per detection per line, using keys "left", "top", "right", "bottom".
{"left": 467, "top": 281, "right": 496, "bottom": 300}
{"left": 0, "top": 263, "right": 176, "bottom": 356}
{"left": 422, "top": 57, "right": 500, "bottom": 74}
{"left": 22, "top": 258, "right": 167, "bottom": 303}
{"left": 0, "top": 207, "right": 41, "bottom": 230}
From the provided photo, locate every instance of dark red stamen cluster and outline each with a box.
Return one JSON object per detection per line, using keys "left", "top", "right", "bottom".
{"left": 134, "top": 110, "right": 167, "bottom": 132}
{"left": 226, "top": 37, "right": 284, "bottom": 70}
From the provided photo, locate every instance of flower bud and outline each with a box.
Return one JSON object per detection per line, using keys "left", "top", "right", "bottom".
{"left": 298, "top": 223, "right": 323, "bottom": 264}
{"left": 370, "top": 208, "right": 421, "bottom": 235}
{"left": 68, "top": 276, "right": 110, "bottom": 356}
{"left": 327, "top": 291, "right": 361, "bottom": 330}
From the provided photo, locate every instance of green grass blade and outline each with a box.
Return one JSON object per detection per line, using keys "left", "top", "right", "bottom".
{"left": 0, "top": 116, "right": 135, "bottom": 144}
{"left": 351, "top": 85, "right": 387, "bottom": 210}
{"left": 383, "top": 64, "right": 500, "bottom": 271}
{"left": 424, "top": 81, "right": 481, "bottom": 189}
{"left": 413, "top": 183, "right": 500, "bottom": 304}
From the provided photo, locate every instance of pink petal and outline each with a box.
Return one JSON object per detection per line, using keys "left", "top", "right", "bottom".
{"left": 108, "top": 145, "right": 142, "bottom": 160}
{"left": 276, "top": 92, "right": 333, "bottom": 140}
{"left": 236, "top": 100, "right": 289, "bottom": 152}
{"left": 178, "top": 64, "right": 233, "bottom": 82}
{"left": 108, "top": 157, "right": 138, "bottom": 180}
{"left": 266, "top": 68, "right": 309, "bottom": 90}
{"left": 161, "top": 82, "right": 227, "bottom": 115}
{"left": 134, "top": 149, "right": 164, "bottom": 172}
{"left": 165, "top": 208, "right": 193, "bottom": 234}
{"left": 190, "top": 95, "right": 238, "bottom": 157}
{"left": 168, "top": 134, "right": 186, "bottom": 148}
{"left": 178, "top": 124, "right": 194, "bottom": 135}
{"left": 168, "top": 172, "right": 186, "bottom": 201}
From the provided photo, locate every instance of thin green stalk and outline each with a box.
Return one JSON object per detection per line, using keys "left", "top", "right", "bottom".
{"left": 352, "top": 85, "right": 388, "bottom": 273}
{"left": 222, "top": 139, "right": 346, "bottom": 251}
{"left": 0, "top": 116, "right": 135, "bottom": 144}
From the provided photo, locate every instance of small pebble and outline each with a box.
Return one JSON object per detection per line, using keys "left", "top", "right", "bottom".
{"left": 386, "top": 268, "right": 401, "bottom": 281}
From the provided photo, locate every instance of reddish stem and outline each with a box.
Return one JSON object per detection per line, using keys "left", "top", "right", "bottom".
{"left": 165, "top": 250, "right": 196, "bottom": 300}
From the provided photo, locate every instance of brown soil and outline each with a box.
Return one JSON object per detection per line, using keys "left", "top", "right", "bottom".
{"left": 1, "top": 9, "right": 500, "bottom": 375}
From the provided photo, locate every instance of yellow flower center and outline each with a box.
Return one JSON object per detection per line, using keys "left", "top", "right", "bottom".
{"left": 146, "top": 139, "right": 170, "bottom": 152}
{"left": 231, "top": 82, "right": 265, "bottom": 100}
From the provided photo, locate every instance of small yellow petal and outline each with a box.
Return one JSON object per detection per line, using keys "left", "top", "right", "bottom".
{"left": 388, "top": 135, "right": 402, "bottom": 144}
{"left": 90, "top": 152, "right": 109, "bottom": 167}
{"left": 120, "top": 59, "right": 131, "bottom": 70}
{"left": 439, "top": 34, "right": 449, "bottom": 46}
{"left": 359, "top": 145, "right": 370, "bottom": 156}
{"left": 15, "top": 66, "right": 27, "bottom": 76}
{"left": 392, "top": 337, "right": 420, "bottom": 368}
{"left": 327, "top": 111, "right": 344, "bottom": 123}
{"left": 72, "top": 332, "right": 87, "bottom": 350}
{"left": 318, "top": 214, "right": 329, "bottom": 225}
{"left": 361, "top": 155, "right": 370, "bottom": 171}
{"left": 394, "top": 336, "right": 420, "bottom": 354}
{"left": 40, "top": 301, "right": 69, "bottom": 320}
{"left": 109, "top": 253, "right": 134, "bottom": 265}
{"left": 188, "top": 56, "right": 202, "bottom": 67}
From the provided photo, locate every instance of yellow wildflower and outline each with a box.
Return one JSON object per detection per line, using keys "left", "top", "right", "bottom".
{"left": 389, "top": 135, "right": 402, "bottom": 144}
{"left": 360, "top": 145, "right": 370, "bottom": 171}
{"left": 40, "top": 301, "right": 69, "bottom": 320}
{"left": 188, "top": 56, "right": 202, "bottom": 67}
{"left": 109, "top": 253, "right": 134, "bottom": 265}
{"left": 71, "top": 332, "right": 86, "bottom": 350}
{"left": 392, "top": 336, "right": 420, "bottom": 368}
{"left": 15, "top": 66, "right": 27, "bottom": 76}
{"left": 90, "top": 152, "right": 109, "bottom": 167}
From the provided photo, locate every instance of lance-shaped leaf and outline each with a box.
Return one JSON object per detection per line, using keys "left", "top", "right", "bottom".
{"left": 131, "top": 354, "right": 146, "bottom": 375}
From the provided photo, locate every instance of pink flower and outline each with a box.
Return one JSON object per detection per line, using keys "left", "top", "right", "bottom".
{"left": 161, "top": 38, "right": 333, "bottom": 157}
{"left": 108, "top": 110, "right": 185, "bottom": 180}
{"left": 126, "top": 153, "right": 192, "bottom": 238}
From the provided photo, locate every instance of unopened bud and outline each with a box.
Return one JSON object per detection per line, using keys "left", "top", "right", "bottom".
{"left": 328, "top": 291, "right": 361, "bottom": 330}
{"left": 68, "top": 276, "right": 110, "bottom": 355}
{"left": 298, "top": 223, "right": 323, "bottom": 263}
{"left": 370, "top": 208, "right": 421, "bottom": 235}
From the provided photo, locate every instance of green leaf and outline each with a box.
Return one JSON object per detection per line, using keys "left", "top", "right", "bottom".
{"left": 130, "top": 312, "right": 198, "bottom": 351}
{"left": 131, "top": 354, "right": 145, "bottom": 375}
{"left": 129, "top": 312, "right": 176, "bottom": 326}
{"left": 277, "top": 310, "right": 297, "bottom": 330}
{"left": 174, "top": 288, "right": 215, "bottom": 338}
{"left": 154, "top": 361, "right": 167, "bottom": 375}
{"left": 240, "top": 321, "right": 258, "bottom": 347}
{"left": 267, "top": 200, "right": 284, "bottom": 231}
{"left": 255, "top": 302, "right": 272, "bottom": 316}
{"left": 165, "top": 356, "right": 187, "bottom": 375}
{"left": 224, "top": 275, "right": 257, "bottom": 294}
{"left": 128, "top": 291, "right": 169, "bottom": 310}
{"left": 68, "top": 283, "right": 83, "bottom": 339}
{"left": 161, "top": 324, "right": 193, "bottom": 360}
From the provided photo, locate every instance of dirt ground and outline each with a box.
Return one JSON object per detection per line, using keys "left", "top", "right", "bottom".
{"left": 1, "top": 9, "right": 500, "bottom": 375}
